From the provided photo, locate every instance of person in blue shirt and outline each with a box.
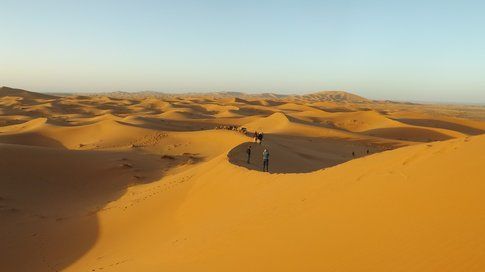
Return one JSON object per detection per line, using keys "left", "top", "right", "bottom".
{"left": 262, "top": 148, "right": 269, "bottom": 172}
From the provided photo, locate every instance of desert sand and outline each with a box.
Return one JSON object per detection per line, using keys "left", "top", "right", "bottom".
{"left": 1, "top": 86, "right": 485, "bottom": 271}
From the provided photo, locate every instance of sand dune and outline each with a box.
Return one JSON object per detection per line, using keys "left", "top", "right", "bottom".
{"left": 1, "top": 87, "right": 484, "bottom": 271}
{"left": 244, "top": 112, "right": 291, "bottom": 132}
{"left": 0, "top": 86, "right": 56, "bottom": 100}
{"left": 292, "top": 90, "right": 371, "bottom": 103}
{"left": 394, "top": 116, "right": 485, "bottom": 135}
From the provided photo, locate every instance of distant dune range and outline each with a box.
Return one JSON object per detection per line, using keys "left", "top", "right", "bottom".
{"left": 1, "top": 86, "right": 485, "bottom": 271}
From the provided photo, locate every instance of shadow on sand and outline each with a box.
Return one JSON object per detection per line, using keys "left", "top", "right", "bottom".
{"left": 227, "top": 134, "right": 400, "bottom": 174}
{"left": 0, "top": 145, "right": 194, "bottom": 271}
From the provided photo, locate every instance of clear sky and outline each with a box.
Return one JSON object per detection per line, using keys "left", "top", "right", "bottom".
{"left": 1, "top": 0, "right": 484, "bottom": 103}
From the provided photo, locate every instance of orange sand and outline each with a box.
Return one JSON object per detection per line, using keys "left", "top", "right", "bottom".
{"left": 1, "top": 86, "right": 484, "bottom": 271}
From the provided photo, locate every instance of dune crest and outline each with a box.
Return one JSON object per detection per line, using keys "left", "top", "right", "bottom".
{"left": 244, "top": 112, "right": 290, "bottom": 132}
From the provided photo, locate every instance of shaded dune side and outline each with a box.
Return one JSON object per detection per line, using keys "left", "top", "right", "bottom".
{"left": 395, "top": 118, "right": 485, "bottom": 135}
{"left": 363, "top": 126, "right": 464, "bottom": 142}
{"left": 0, "top": 144, "right": 168, "bottom": 271}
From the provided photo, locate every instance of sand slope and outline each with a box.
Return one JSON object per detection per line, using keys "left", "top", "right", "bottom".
{"left": 3, "top": 135, "right": 481, "bottom": 271}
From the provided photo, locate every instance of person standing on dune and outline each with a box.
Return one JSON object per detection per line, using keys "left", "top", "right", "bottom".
{"left": 246, "top": 145, "right": 252, "bottom": 164}
{"left": 258, "top": 132, "right": 264, "bottom": 144}
{"left": 253, "top": 131, "right": 258, "bottom": 142}
{"left": 262, "top": 148, "right": 270, "bottom": 172}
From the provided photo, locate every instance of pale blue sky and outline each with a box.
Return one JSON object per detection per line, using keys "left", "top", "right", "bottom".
{"left": 1, "top": 0, "right": 484, "bottom": 103}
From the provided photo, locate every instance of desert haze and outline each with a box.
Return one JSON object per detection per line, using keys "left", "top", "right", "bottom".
{"left": 1, "top": 86, "right": 485, "bottom": 271}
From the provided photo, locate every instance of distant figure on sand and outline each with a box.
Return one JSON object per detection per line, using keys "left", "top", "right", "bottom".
{"left": 258, "top": 132, "right": 264, "bottom": 144}
{"left": 352, "top": 151, "right": 355, "bottom": 157}
{"left": 246, "top": 145, "right": 252, "bottom": 164}
{"left": 262, "top": 148, "right": 269, "bottom": 172}
{"left": 253, "top": 131, "right": 258, "bottom": 142}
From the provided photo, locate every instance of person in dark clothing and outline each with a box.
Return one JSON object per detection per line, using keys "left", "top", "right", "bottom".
{"left": 253, "top": 131, "right": 258, "bottom": 142}
{"left": 352, "top": 151, "right": 355, "bottom": 157}
{"left": 246, "top": 145, "right": 252, "bottom": 164}
{"left": 258, "top": 132, "right": 264, "bottom": 144}
{"left": 262, "top": 148, "right": 269, "bottom": 172}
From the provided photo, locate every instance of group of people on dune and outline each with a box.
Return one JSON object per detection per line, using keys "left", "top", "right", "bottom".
{"left": 215, "top": 125, "right": 247, "bottom": 134}
{"left": 246, "top": 130, "right": 270, "bottom": 172}
{"left": 253, "top": 131, "right": 264, "bottom": 144}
